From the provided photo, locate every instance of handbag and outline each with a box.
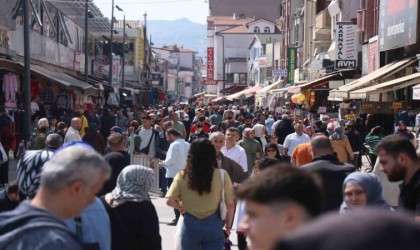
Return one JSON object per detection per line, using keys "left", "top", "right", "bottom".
{"left": 219, "top": 169, "right": 227, "bottom": 220}
{"left": 0, "top": 142, "right": 7, "bottom": 164}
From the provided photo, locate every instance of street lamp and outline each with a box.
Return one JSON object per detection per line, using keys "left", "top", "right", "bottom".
{"left": 108, "top": 0, "right": 115, "bottom": 85}
{"left": 85, "top": 1, "right": 94, "bottom": 84}
{"left": 116, "top": 5, "right": 132, "bottom": 88}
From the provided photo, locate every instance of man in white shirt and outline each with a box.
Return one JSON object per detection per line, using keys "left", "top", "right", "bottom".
{"left": 162, "top": 128, "right": 190, "bottom": 225}
{"left": 137, "top": 115, "right": 158, "bottom": 158}
{"left": 64, "top": 117, "right": 82, "bottom": 143}
{"left": 221, "top": 127, "right": 248, "bottom": 172}
{"left": 282, "top": 121, "right": 310, "bottom": 157}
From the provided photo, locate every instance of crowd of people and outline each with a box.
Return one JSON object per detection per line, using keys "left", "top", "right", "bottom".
{"left": 0, "top": 103, "right": 420, "bottom": 249}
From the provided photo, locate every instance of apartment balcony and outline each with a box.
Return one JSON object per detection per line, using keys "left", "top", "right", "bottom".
{"left": 314, "top": 9, "right": 331, "bottom": 41}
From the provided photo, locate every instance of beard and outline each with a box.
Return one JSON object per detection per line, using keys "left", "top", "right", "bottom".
{"left": 386, "top": 163, "right": 406, "bottom": 182}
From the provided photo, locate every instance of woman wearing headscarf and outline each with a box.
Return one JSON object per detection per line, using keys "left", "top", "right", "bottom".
{"left": 101, "top": 165, "right": 161, "bottom": 250}
{"left": 330, "top": 126, "right": 354, "bottom": 163}
{"left": 340, "top": 172, "right": 391, "bottom": 214}
{"left": 166, "top": 138, "right": 235, "bottom": 249}
{"left": 264, "top": 142, "right": 290, "bottom": 162}
{"left": 238, "top": 128, "right": 263, "bottom": 173}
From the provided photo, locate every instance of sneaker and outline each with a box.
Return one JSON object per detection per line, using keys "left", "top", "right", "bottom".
{"left": 167, "top": 219, "right": 178, "bottom": 226}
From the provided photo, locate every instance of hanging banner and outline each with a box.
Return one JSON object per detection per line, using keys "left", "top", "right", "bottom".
{"left": 335, "top": 21, "right": 358, "bottom": 69}
{"left": 207, "top": 47, "right": 214, "bottom": 80}
{"left": 287, "top": 47, "right": 297, "bottom": 83}
{"left": 379, "top": 0, "right": 418, "bottom": 51}
{"left": 112, "top": 55, "right": 121, "bottom": 85}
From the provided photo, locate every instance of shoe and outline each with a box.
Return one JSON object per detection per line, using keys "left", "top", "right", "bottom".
{"left": 167, "top": 219, "right": 178, "bottom": 226}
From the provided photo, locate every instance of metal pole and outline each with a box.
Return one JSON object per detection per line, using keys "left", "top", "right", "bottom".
{"left": 84, "top": 0, "right": 88, "bottom": 84}
{"left": 109, "top": 0, "right": 115, "bottom": 85}
{"left": 23, "top": 0, "right": 31, "bottom": 142}
{"left": 122, "top": 14, "right": 125, "bottom": 88}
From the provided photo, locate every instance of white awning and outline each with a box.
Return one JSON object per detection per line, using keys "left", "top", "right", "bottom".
{"left": 256, "top": 80, "right": 283, "bottom": 96}
{"left": 288, "top": 73, "right": 339, "bottom": 94}
{"left": 349, "top": 73, "right": 420, "bottom": 99}
{"left": 329, "top": 57, "right": 417, "bottom": 100}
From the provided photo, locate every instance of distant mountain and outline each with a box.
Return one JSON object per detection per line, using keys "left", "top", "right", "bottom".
{"left": 147, "top": 18, "right": 207, "bottom": 58}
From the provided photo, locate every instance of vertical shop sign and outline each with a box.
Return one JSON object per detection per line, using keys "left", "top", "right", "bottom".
{"left": 335, "top": 22, "right": 358, "bottom": 69}
{"left": 207, "top": 47, "right": 214, "bottom": 80}
{"left": 112, "top": 55, "right": 121, "bottom": 85}
{"left": 287, "top": 47, "right": 297, "bottom": 83}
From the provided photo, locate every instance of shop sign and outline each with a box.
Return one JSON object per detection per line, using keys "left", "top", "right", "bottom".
{"left": 112, "top": 55, "right": 121, "bottom": 85}
{"left": 151, "top": 73, "right": 162, "bottom": 85}
{"left": 379, "top": 0, "right": 418, "bottom": 51}
{"left": 318, "top": 106, "right": 327, "bottom": 114}
{"left": 362, "top": 103, "right": 373, "bottom": 110}
{"left": 288, "top": 47, "right": 297, "bottom": 83}
{"left": 392, "top": 102, "right": 403, "bottom": 109}
{"left": 207, "top": 47, "right": 214, "bottom": 80}
{"left": 204, "top": 80, "right": 218, "bottom": 85}
{"left": 335, "top": 22, "right": 358, "bottom": 69}
{"left": 272, "top": 69, "right": 288, "bottom": 77}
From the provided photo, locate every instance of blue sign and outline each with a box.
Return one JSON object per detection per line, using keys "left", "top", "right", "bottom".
{"left": 272, "top": 69, "right": 288, "bottom": 77}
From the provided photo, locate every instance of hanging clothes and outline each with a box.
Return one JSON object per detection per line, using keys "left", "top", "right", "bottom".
{"left": 40, "top": 86, "right": 54, "bottom": 104}
{"left": 56, "top": 91, "right": 72, "bottom": 110}
{"left": 30, "top": 80, "right": 41, "bottom": 100}
{"left": 3, "top": 73, "right": 18, "bottom": 102}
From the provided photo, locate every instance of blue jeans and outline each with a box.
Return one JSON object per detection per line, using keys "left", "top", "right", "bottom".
{"left": 180, "top": 212, "right": 225, "bottom": 250}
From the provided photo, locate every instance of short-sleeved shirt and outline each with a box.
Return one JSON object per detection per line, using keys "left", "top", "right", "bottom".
{"left": 399, "top": 170, "right": 420, "bottom": 217}
{"left": 166, "top": 169, "right": 234, "bottom": 219}
{"left": 283, "top": 133, "right": 311, "bottom": 156}
{"left": 172, "top": 121, "right": 186, "bottom": 138}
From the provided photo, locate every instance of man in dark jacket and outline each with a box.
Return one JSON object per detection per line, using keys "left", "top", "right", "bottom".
{"left": 0, "top": 181, "right": 20, "bottom": 212}
{"left": 100, "top": 108, "right": 116, "bottom": 142}
{"left": 344, "top": 121, "right": 363, "bottom": 170}
{"left": 274, "top": 115, "right": 295, "bottom": 145}
{"left": 155, "top": 121, "right": 173, "bottom": 195}
{"left": 301, "top": 135, "right": 355, "bottom": 212}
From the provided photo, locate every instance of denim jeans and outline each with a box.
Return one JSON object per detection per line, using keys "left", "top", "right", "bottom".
{"left": 180, "top": 212, "right": 225, "bottom": 250}
{"left": 167, "top": 178, "right": 180, "bottom": 219}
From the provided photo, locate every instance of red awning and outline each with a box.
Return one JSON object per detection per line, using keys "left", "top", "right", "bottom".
{"left": 220, "top": 84, "right": 247, "bottom": 94}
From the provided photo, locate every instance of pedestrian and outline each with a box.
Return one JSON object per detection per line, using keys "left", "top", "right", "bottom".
{"left": 394, "top": 120, "right": 415, "bottom": 143}
{"left": 170, "top": 112, "right": 187, "bottom": 140}
{"left": 82, "top": 123, "right": 105, "bottom": 154}
{"left": 273, "top": 114, "right": 295, "bottom": 145}
{"left": 236, "top": 164, "right": 323, "bottom": 250}
{"left": 98, "top": 150, "right": 130, "bottom": 197}
{"left": 282, "top": 121, "right": 310, "bottom": 157}
{"left": 0, "top": 180, "right": 20, "bottom": 212}
{"left": 340, "top": 172, "right": 391, "bottom": 214}
{"left": 264, "top": 142, "right": 289, "bottom": 162}
{"left": 166, "top": 138, "right": 235, "bottom": 249}
{"left": 376, "top": 135, "right": 420, "bottom": 220}
{"left": 56, "top": 121, "right": 68, "bottom": 140}
{"left": 221, "top": 110, "right": 240, "bottom": 134}
{"left": 238, "top": 128, "right": 263, "bottom": 173}
{"left": 365, "top": 126, "right": 385, "bottom": 168}
{"left": 161, "top": 128, "right": 190, "bottom": 225}
{"left": 101, "top": 165, "right": 161, "bottom": 250}
{"left": 155, "top": 120, "right": 172, "bottom": 195}
{"left": 329, "top": 126, "right": 353, "bottom": 163}
{"left": 137, "top": 115, "right": 159, "bottom": 158}
{"left": 291, "top": 142, "right": 312, "bottom": 167}
{"left": 64, "top": 117, "right": 82, "bottom": 143}
{"left": 222, "top": 127, "right": 248, "bottom": 172}
{"left": 30, "top": 126, "right": 48, "bottom": 150}
{"left": 344, "top": 121, "right": 363, "bottom": 170}
{"left": 0, "top": 145, "right": 111, "bottom": 249}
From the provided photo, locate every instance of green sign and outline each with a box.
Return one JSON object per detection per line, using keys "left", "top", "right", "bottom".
{"left": 288, "top": 47, "right": 297, "bottom": 83}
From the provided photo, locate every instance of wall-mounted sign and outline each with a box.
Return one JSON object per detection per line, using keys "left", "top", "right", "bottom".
{"left": 335, "top": 22, "right": 358, "bottom": 69}
{"left": 288, "top": 47, "right": 297, "bottom": 83}
{"left": 112, "top": 55, "right": 121, "bottom": 85}
{"left": 203, "top": 80, "right": 219, "bottom": 85}
{"left": 151, "top": 73, "right": 161, "bottom": 85}
{"left": 379, "top": 0, "right": 418, "bottom": 51}
{"left": 273, "top": 69, "right": 288, "bottom": 77}
{"left": 207, "top": 47, "right": 214, "bottom": 80}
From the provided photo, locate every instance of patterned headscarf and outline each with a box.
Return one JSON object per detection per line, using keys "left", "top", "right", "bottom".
{"left": 17, "top": 149, "right": 55, "bottom": 199}
{"left": 107, "top": 165, "right": 154, "bottom": 207}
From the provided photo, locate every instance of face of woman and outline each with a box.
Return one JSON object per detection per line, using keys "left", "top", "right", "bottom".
{"left": 265, "top": 147, "right": 277, "bottom": 158}
{"left": 344, "top": 183, "right": 368, "bottom": 208}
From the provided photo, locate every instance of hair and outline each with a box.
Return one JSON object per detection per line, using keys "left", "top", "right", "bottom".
{"left": 184, "top": 138, "right": 216, "bottom": 195}
{"left": 142, "top": 115, "right": 152, "bottom": 120}
{"left": 311, "top": 135, "right": 332, "bottom": 151}
{"left": 265, "top": 142, "right": 282, "bottom": 160}
{"left": 226, "top": 127, "right": 240, "bottom": 136}
{"left": 255, "top": 156, "right": 280, "bottom": 171}
{"left": 57, "top": 122, "right": 67, "bottom": 130}
{"left": 41, "top": 145, "right": 111, "bottom": 192}
{"left": 38, "top": 118, "right": 49, "bottom": 128}
{"left": 46, "top": 134, "right": 63, "bottom": 149}
{"left": 375, "top": 134, "right": 418, "bottom": 161}
{"left": 166, "top": 128, "right": 181, "bottom": 137}
{"left": 195, "top": 123, "right": 203, "bottom": 128}
{"left": 209, "top": 131, "right": 224, "bottom": 141}
{"left": 38, "top": 126, "right": 48, "bottom": 134}
{"left": 163, "top": 121, "right": 173, "bottom": 128}
{"left": 6, "top": 180, "right": 18, "bottom": 195}
{"left": 107, "top": 133, "right": 125, "bottom": 146}
{"left": 236, "top": 163, "right": 323, "bottom": 218}
{"left": 314, "top": 120, "right": 322, "bottom": 129}
{"left": 198, "top": 115, "right": 206, "bottom": 122}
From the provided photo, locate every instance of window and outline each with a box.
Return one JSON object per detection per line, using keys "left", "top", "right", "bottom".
{"left": 264, "top": 27, "right": 270, "bottom": 33}
{"left": 226, "top": 73, "right": 247, "bottom": 83}
{"left": 254, "top": 27, "right": 260, "bottom": 33}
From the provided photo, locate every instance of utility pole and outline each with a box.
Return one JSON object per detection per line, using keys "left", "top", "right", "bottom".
{"left": 122, "top": 13, "right": 125, "bottom": 88}
{"left": 23, "top": 0, "right": 31, "bottom": 142}
{"left": 84, "top": 0, "right": 89, "bottom": 84}
{"left": 108, "top": 0, "right": 115, "bottom": 85}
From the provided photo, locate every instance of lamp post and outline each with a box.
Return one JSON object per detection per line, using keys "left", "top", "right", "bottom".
{"left": 116, "top": 5, "right": 132, "bottom": 88}
{"left": 23, "top": 0, "right": 31, "bottom": 142}
{"left": 108, "top": 0, "right": 115, "bottom": 85}
{"left": 84, "top": 0, "right": 89, "bottom": 84}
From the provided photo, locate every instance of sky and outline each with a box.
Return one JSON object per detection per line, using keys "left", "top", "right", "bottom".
{"left": 94, "top": 0, "right": 209, "bottom": 24}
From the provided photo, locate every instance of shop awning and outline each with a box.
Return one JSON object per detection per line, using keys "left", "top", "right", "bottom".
{"left": 220, "top": 84, "right": 247, "bottom": 94}
{"left": 256, "top": 80, "right": 283, "bottom": 96}
{"left": 288, "top": 73, "right": 340, "bottom": 94}
{"left": 18, "top": 62, "right": 98, "bottom": 93}
{"left": 194, "top": 91, "right": 206, "bottom": 97}
{"left": 328, "top": 57, "right": 417, "bottom": 100}
{"left": 349, "top": 73, "right": 420, "bottom": 99}
{"left": 226, "top": 85, "right": 263, "bottom": 101}
{"left": 204, "top": 94, "right": 218, "bottom": 98}
{"left": 212, "top": 96, "right": 225, "bottom": 102}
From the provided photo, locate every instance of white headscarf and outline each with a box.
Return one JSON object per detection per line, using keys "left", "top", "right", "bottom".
{"left": 105, "top": 165, "right": 154, "bottom": 208}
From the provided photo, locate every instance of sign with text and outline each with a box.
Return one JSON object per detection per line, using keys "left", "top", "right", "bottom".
{"left": 151, "top": 73, "right": 162, "bottom": 85}
{"left": 335, "top": 22, "right": 358, "bottom": 69}
{"left": 288, "top": 47, "right": 297, "bottom": 83}
{"left": 273, "top": 69, "right": 288, "bottom": 77}
{"left": 379, "top": 0, "right": 418, "bottom": 51}
{"left": 207, "top": 47, "right": 214, "bottom": 80}
{"left": 112, "top": 55, "right": 121, "bottom": 85}
{"left": 203, "top": 80, "right": 218, "bottom": 85}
